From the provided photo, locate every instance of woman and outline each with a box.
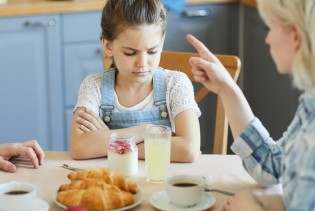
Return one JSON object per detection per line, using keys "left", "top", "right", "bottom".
{"left": 186, "top": 0, "right": 315, "bottom": 210}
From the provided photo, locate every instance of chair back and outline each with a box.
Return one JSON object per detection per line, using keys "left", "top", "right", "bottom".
{"left": 160, "top": 51, "right": 241, "bottom": 154}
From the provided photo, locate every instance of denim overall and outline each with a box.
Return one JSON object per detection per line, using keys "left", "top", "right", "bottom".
{"left": 99, "top": 68, "right": 171, "bottom": 129}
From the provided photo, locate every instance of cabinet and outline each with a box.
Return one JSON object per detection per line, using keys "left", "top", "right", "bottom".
{"left": 164, "top": 3, "right": 239, "bottom": 55}
{"left": 164, "top": 3, "right": 240, "bottom": 153}
{"left": 62, "top": 12, "right": 104, "bottom": 149}
{"left": 243, "top": 6, "right": 300, "bottom": 139}
{"left": 0, "top": 15, "right": 64, "bottom": 150}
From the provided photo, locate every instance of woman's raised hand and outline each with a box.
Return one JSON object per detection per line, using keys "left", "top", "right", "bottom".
{"left": 186, "top": 34, "right": 235, "bottom": 95}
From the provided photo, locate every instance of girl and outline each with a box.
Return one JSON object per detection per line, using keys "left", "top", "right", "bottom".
{"left": 70, "top": 0, "right": 201, "bottom": 163}
{"left": 187, "top": 0, "right": 315, "bottom": 210}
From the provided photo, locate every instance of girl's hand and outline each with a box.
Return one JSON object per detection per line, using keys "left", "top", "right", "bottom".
{"left": 76, "top": 108, "right": 109, "bottom": 132}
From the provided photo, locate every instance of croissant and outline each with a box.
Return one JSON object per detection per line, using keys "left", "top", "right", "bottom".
{"left": 68, "top": 168, "right": 138, "bottom": 194}
{"left": 57, "top": 187, "right": 134, "bottom": 210}
{"left": 59, "top": 178, "right": 115, "bottom": 192}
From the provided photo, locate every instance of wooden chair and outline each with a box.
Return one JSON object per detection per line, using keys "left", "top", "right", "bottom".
{"left": 160, "top": 51, "right": 241, "bottom": 154}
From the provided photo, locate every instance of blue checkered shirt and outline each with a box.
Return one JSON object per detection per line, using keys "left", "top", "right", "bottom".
{"left": 231, "top": 91, "right": 315, "bottom": 211}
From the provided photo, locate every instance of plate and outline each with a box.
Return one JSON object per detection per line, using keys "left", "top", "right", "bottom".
{"left": 53, "top": 189, "right": 143, "bottom": 211}
{"left": 150, "top": 191, "right": 216, "bottom": 211}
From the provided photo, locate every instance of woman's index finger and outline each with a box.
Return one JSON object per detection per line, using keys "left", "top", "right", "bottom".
{"left": 186, "top": 34, "right": 218, "bottom": 62}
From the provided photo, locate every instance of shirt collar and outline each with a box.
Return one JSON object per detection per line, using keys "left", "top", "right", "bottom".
{"left": 299, "top": 90, "right": 315, "bottom": 113}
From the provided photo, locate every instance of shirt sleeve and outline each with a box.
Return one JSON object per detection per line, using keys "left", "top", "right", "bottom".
{"left": 73, "top": 74, "right": 103, "bottom": 115}
{"left": 231, "top": 118, "right": 282, "bottom": 187}
{"left": 166, "top": 70, "right": 201, "bottom": 119}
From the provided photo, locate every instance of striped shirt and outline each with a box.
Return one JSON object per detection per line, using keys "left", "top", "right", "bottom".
{"left": 231, "top": 90, "right": 315, "bottom": 211}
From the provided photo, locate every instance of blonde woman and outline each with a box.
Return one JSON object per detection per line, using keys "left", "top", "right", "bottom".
{"left": 187, "top": 0, "right": 315, "bottom": 210}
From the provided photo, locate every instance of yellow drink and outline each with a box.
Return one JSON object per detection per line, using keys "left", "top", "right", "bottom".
{"left": 144, "top": 125, "right": 171, "bottom": 183}
{"left": 145, "top": 139, "right": 171, "bottom": 182}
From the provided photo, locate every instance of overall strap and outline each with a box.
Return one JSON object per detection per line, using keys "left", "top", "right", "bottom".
{"left": 100, "top": 68, "right": 116, "bottom": 122}
{"left": 153, "top": 68, "right": 169, "bottom": 119}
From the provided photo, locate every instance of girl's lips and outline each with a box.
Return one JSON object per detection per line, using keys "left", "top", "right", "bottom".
{"left": 133, "top": 71, "right": 148, "bottom": 76}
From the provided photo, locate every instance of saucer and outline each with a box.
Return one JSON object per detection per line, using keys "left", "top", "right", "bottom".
{"left": 0, "top": 198, "right": 49, "bottom": 211}
{"left": 32, "top": 198, "right": 49, "bottom": 211}
{"left": 150, "top": 191, "right": 216, "bottom": 211}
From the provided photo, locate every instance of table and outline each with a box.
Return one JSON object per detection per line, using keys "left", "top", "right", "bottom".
{"left": 0, "top": 151, "right": 262, "bottom": 210}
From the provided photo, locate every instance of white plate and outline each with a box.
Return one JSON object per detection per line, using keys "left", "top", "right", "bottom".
{"left": 150, "top": 191, "right": 216, "bottom": 211}
{"left": 53, "top": 189, "right": 143, "bottom": 211}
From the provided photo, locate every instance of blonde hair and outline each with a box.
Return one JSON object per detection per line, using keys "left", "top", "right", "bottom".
{"left": 257, "top": 0, "right": 315, "bottom": 91}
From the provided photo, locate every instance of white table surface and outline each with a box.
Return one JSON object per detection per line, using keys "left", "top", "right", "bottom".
{"left": 0, "top": 151, "right": 265, "bottom": 211}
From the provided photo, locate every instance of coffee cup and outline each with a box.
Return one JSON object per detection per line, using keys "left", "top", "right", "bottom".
{"left": 0, "top": 181, "right": 37, "bottom": 211}
{"left": 165, "top": 175, "right": 206, "bottom": 207}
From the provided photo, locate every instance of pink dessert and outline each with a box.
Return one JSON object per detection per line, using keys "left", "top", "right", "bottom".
{"left": 108, "top": 138, "right": 138, "bottom": 176}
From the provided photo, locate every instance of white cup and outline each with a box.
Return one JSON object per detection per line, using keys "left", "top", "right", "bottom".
{"left": 165, "top": 175, "right": 206, "bottom": 207}
{"left": 144, "top": 125, "right": 171, "bottom": 183}
{"left": 0, "top": 181, "right": 37, "bottom": 211}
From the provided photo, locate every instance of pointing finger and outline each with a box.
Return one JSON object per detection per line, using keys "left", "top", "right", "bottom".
{"left": 186, "top": 34, "right": 219, "bottom": 63}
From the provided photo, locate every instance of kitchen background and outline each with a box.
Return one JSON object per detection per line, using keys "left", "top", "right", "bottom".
{"left": 0, "top": 0, "right": 300, "bottom": 154}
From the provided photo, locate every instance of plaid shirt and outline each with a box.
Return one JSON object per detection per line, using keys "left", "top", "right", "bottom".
{"left": 231, "top": 91, "right": 315, "bottom": 211}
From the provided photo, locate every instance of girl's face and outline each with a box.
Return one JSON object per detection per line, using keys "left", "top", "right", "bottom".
{"left": 103, "top": 24, "right": 164, "bottom": 84}
{"left": 265, "top": 20, "right": 300, "bottom": 74}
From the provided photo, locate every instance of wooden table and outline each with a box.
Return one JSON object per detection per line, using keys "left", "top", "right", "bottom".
{"left": 0, "top": 151, "right": 262, "bottom": 210}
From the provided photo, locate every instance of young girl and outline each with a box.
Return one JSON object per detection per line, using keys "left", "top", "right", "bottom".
{"left": 70, "top": 0, "right": 201, "bottom": 162}
{"left": 187, "top": 0, "right": 315, "bottom": 210}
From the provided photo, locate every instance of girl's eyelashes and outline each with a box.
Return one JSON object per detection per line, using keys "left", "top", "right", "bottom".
{"left": 148, "top": 51, "right": 158, "bottom": 55}
{"left": 123, "top": 50, "right": 158, "bottom": 56}
{"left": 124, "top": 52, "right": 136, "bottom": 56}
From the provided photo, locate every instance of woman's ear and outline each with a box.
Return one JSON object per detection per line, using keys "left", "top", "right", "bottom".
{"left": 291, "top": 25, "right": 301, "bottom": 51}
{"left": 102, "top": 37, "right": 113, "bottom": 57}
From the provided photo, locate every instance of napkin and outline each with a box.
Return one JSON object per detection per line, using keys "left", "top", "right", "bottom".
{"left": 162, "top": 0, "right": 185, "bottom": 13}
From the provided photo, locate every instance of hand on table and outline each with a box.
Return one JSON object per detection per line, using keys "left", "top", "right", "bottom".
{"left": 224, "top": 189, "right": 265, "bottom": 211}
{"left": 0, "top": 140, "right": 45, "bottom": 173}
{"left": 76, "top": 108, "right": 109, "bottom": 132}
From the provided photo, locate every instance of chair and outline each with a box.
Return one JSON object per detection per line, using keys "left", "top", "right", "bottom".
{"left": 159, "top": 51, "right": 241, "bottom": 154}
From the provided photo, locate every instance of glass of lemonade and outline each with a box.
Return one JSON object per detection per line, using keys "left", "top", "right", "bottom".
{"left": 144, "top": 125, "right": 171, "bottom": 183}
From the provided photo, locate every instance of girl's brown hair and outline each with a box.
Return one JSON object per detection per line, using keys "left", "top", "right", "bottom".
{"left": 101, "top": 0, "right": 167, "bottom": 41}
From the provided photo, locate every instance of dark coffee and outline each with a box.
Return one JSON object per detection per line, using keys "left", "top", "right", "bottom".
{"left": 173, "top": 183, "right": 197, "bottom": 187}
{"left": 5, "top": 190, "right": 29, "bottom": 195}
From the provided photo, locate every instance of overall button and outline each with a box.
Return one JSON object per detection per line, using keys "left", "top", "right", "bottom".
{"left": 104, "top": 116, "right": 111, "bottom": 122}
{"left": 161, "top": 111, "right": 168, "bottom": 118}
{"left": 159, "top": 105, "right": 165, "bottom": 109}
